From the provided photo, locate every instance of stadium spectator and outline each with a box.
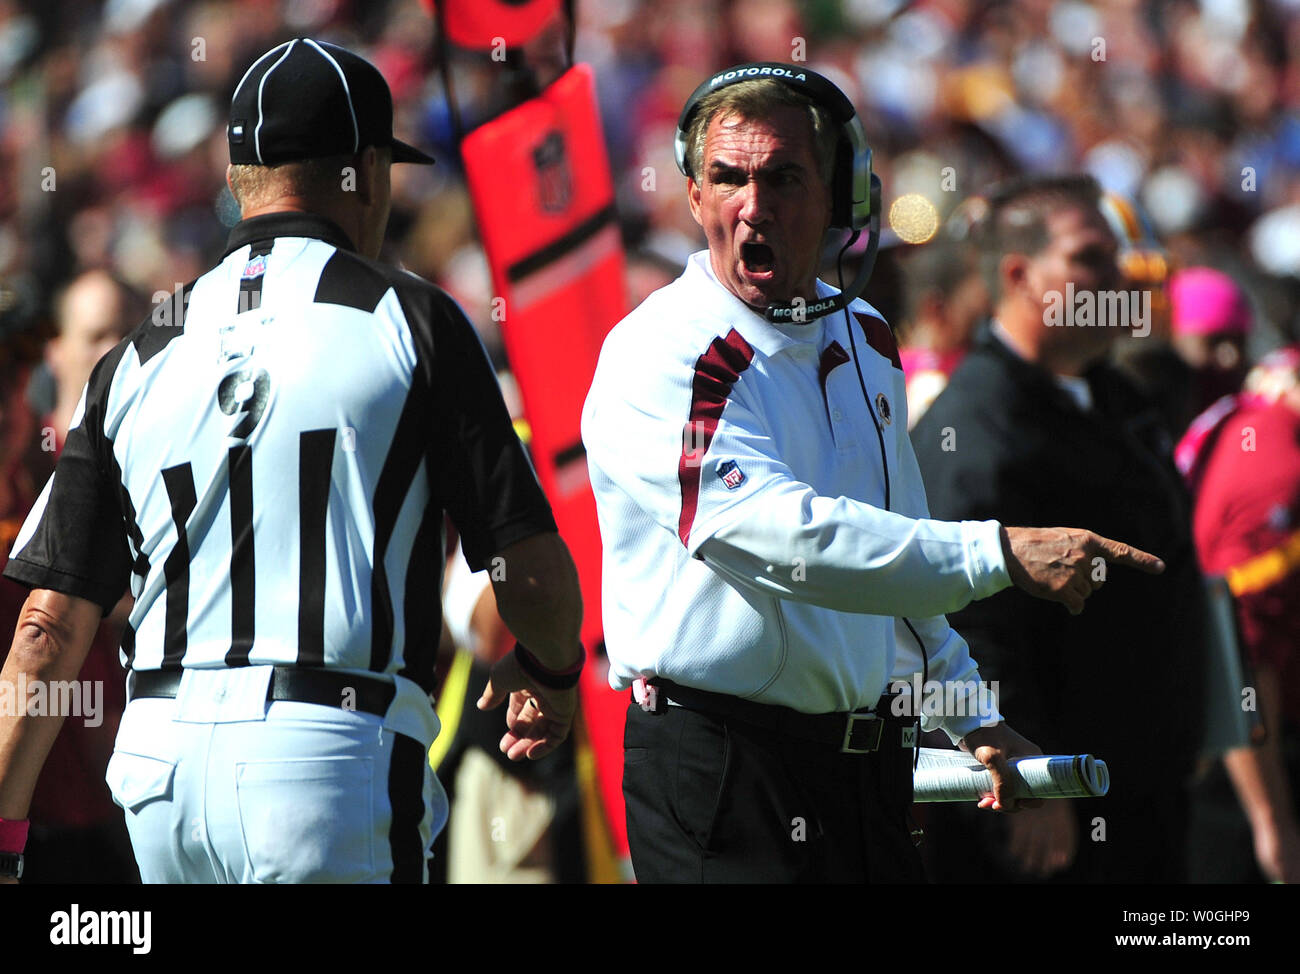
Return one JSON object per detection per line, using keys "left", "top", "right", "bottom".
{"left": 912, "top": 174, "right": 1209, "bottom": 883}
{"left": 1180, "top": 346, "right": 1300, "bottom": 883}
{"left": 9, "top": 268, "right": 141, "bottom": 883}
{"left": 44, "top": 271, "right": 144, "bottom": 445}
{"left": 896, "top": 237, "right": 989, "bottom": 428}
{"left": 1169, "top": 267, "right": 1254, "bottom": 421}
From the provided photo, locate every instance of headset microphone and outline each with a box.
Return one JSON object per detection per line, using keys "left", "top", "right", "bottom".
{"left": 766, "top": 174, "right": 881, "bottom": 323}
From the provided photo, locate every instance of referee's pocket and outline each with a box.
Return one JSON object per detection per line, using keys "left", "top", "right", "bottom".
{"left": 106, "top": 751, "right": 177, "bottom": 813}
{"left": 234, "top": 756, "right": 375, "bottom": 883}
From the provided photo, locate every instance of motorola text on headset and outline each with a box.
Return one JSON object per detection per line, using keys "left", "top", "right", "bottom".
{"left": 673, "top": 61, "right": 883, "bottom": 324}
{"left": 674, "top": 62, "right": 931, "bottom": 713}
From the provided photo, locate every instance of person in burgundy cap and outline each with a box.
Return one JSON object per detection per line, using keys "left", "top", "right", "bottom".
{"left": 1169, "top": 266, "right": 1253, "bottom": 419}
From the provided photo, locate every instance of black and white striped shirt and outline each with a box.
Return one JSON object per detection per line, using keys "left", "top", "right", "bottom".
{"left": 4, "top": 212, "right": 555, "bottom": 690}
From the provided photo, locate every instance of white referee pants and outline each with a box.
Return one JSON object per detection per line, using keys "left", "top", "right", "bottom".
{"left": 105, "top": 669, "right": 447, "bottom": 884}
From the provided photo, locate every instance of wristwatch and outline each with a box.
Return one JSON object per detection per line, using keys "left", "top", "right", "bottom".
{"left": 0, "top": 852, "right": 23, "bottom": 880}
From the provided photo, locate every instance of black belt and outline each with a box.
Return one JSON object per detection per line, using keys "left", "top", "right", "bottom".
{"left": 652, "top": 679, "right": 912, "bottom": 754}
{"left": 127, "top": 667, "right": 397, "bottom": 718}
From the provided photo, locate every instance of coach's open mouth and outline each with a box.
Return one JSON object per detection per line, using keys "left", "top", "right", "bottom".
{"left": 740, "top": 242, "right": 775, "bottom": 276}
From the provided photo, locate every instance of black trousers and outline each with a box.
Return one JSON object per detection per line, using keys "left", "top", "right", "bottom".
{"left": 623, "top": 700, "right": 925, "bottom": 883}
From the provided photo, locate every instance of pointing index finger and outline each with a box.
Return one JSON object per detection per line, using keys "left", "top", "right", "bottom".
{"left": 1093, "top": 534, "right": 1165, "bottom": 574}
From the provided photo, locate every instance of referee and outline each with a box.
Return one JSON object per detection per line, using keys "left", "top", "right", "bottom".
{"left": 0, "top": 38, "right": 583, "bottom": 884}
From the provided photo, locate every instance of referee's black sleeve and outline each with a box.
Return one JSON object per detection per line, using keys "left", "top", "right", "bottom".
{"left": 3, "top": 342, "right": 133, "bottom": 614}
{"left": 411, "top": 287, "right": 557, "bottom": 572}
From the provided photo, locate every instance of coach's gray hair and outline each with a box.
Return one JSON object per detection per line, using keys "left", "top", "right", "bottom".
{"left": 685, "top": 79, "right": 838, "bottom": 187}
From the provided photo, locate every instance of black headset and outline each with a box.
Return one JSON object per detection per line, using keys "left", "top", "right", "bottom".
{"left": 673, "top": 62, "right": 882, "bottom": 322}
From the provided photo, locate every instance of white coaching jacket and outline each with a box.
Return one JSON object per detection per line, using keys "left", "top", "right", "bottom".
{"left": 582, "top": 251, "right": 1012, "bottom": 741}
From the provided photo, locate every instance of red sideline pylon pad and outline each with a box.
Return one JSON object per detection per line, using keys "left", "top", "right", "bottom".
{"left": 461, "top": 63, "right": 630, "bottom": 856}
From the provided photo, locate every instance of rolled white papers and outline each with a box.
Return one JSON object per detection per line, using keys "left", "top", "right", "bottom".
{"left": 913, "top": 746, "right": 1110, "bottom": 802}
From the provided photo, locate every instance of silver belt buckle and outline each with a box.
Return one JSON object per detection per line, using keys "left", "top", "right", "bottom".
{"left": 841, "top": 712, "right": 883, "bottom": 753}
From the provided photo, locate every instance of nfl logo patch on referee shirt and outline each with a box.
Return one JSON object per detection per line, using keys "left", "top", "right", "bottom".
{"left": 242, "top": 255, "right": 267, "bottom": 279}
{"left": 717, "top": 459, "right": 745, "bottom": 489}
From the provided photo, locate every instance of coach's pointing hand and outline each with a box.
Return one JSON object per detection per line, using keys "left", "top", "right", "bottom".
{"left": 1000, "top": 526, "right": 1165, "bottom": 615}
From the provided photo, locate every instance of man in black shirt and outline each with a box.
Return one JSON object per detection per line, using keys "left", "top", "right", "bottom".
{"left": 912, "top": 174, "right": 1206, "bottom": 882}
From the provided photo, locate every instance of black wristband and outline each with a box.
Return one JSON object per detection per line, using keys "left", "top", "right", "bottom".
{"left": 0, "top": 852, "right": 23, "bottom": 880}
{"left": 514, "top": 642, "right": 585, "bottom": 690}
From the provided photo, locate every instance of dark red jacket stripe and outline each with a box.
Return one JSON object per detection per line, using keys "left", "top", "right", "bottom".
{"left": 677, "top": 328, "right": 756, "bottom": 547}
{"left": 854, "top": 312, "right": 902, "bottom": 370}
{"left": 818, "top": 340, "right": 851, "bottom": 423}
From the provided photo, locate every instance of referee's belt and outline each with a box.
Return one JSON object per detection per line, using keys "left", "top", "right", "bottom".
{"left": 127, "top": 667, "right": 397, "bottom": 718}
{"left": 650, "top": 679, "right": 912, "bottom": 755}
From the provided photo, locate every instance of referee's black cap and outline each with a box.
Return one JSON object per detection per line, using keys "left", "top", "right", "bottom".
{"left": 228, "top": 38, "right": 435, "bottom": 167}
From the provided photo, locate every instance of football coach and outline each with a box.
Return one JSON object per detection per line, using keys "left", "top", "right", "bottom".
{"left": 581, "top": 63, "right": 1166, "bottom": 883}
{"left": 0, "top": 38, "right": 583, "bottom": 884}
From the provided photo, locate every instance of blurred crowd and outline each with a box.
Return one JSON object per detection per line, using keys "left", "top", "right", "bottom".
{"left": 1, "top": 0, "right": 1298, "bottom": 883}
{"left": 1, "top": 0, "right": 1295, "bottom": 361}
